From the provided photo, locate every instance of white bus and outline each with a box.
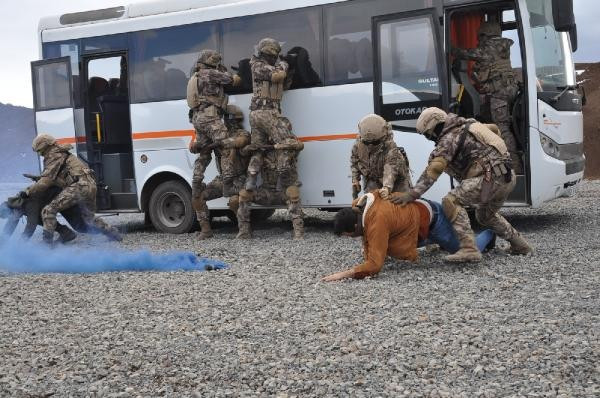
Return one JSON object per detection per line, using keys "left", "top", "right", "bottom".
{"left": 32, "top": 0, "right": 584, "bottom": 233}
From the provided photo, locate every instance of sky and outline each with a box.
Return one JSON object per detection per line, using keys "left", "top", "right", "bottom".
{"left": 0, "top": 0, "right": 598, "bottom": 108}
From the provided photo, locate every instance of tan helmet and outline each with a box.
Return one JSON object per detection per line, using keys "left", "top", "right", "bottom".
{"left": 478, "top": 21, "right": 501, "bottom": 38}
{"left": 258, "top": 38, "right": 281, "bottom": 56}
{"left": 32, "top": 134, "right": 57, "bottom": 153}
{"left": 358, "top": 114, "right": 390, "bottom": 143}
{"left": 226, "top": 104, "right": 244, "bottom": 121}
{"left": 197, "top": 49, "right": 222, "bottom": 68}
{"left": 416, "top": 107, "right": 447, "bottom": 137}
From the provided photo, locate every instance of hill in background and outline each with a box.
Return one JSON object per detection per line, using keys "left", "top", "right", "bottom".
{"left": 0, "top": 103, "right": 38, "bottom": 182}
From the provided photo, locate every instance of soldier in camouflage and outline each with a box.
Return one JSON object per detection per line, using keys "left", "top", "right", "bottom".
{"left": 388, "top": 107, "right": 532, "bottom": 262}
{"left": 241, "top": 37, "right": 305, "bottom": 239}
{"left": 350, "top": 114, "right": 411, "bottom": 199}
{"left": 187, "top": 49, "right": 241, "bottom": 238}
{"left": 192, "top": 105, "right": 251, "bottom": 239}
{"left": 23, "top": 134, "right": 122, "bottom": 245}
{"left": 452, "top": 21, "right": 523, "bottom": 174}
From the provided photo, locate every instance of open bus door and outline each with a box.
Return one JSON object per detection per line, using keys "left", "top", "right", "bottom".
{"left": 372, "top": 10, "right": 452, "bottom": 201}
{"left": 81, "top": 52, "right": 138, "bottom": 211}
{"left": 31, "top": 57, "right": 77, "bottom": 162}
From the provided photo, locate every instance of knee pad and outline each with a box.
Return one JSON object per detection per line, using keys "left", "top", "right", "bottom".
{"left": 442, "top": 194, "right": 459, "bottom": 223}
{"left": 41, "top": 205, "right": 56, "bottom": 221}
{"left": 239, "top": 189, "right": 254, "bottom": 203}
{"left": 285, "top": 186, "right": 300, "bottom": 202}
{"left": 228, "top": 195, "right": 240, "bottom": 212}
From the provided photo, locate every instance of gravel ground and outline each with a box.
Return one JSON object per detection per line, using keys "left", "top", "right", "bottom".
{"left": 1, "top": 181, "right": 599, "bottom": 398}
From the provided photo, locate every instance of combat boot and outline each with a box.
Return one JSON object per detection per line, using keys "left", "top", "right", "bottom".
{"left": 245, "top": 173, "right": 258, "bottom": 191}
{"left": 445, "top": 234, "right": 482, "bottom": 263}
{"left": 292, "top": 218, "right": 304, "bottom": 240}
{"left": 236, "top": 222, "right": 251, "bottom": 239}
{"left": 42, "top": 230, "right": 54, "bottom": 247}
{"left": 104, "top": 226, "right": 123, "bottom": 242}
{"left": 198, "top": 220, "right": 213, "bottom": 240}
{"left": 507, "top": 234, "right": 533, "bottom": 255}
{"left": 56, "top": 224, "right": 77, "bottom": 244}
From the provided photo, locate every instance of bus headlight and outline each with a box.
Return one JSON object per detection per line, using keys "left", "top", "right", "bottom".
{"left": 539, "top": 132, "right": 560, "bottom": 159}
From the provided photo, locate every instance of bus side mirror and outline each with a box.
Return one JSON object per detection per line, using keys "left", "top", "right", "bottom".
{"left": 552, "top": 0, "right": 575, "bottom": 32}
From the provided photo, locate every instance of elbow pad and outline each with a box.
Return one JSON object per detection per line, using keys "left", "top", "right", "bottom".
{"left": 426, "top": 157, "right": 448, "bottom": 180}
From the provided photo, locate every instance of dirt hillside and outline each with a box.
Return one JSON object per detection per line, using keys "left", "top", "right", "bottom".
{"left": 577, "top": 63, "right": 600, "bottom": 178}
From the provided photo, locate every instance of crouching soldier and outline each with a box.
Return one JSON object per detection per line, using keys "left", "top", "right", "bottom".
{"left": 351, "top": 114, "right": 411, "bottom": 199}
{"left": 192, "top": 105, "right": 250, "bottom": 239}
{"left": 388, "top": 107, "right": 532, "bottom": 262}
{"left": 1, "top": 184, "right": 76, "bottom": 243}
{"left": 23, "top": 134, "right": 122, "bottom": 245}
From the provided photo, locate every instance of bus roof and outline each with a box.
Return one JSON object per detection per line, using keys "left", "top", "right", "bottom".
{"left": 38, "top": 0, "right": 345, "bottom": 41}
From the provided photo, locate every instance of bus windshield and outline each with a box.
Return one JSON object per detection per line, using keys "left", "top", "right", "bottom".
{"left": 526, "top": 0, "right": 576, "bottom": 92}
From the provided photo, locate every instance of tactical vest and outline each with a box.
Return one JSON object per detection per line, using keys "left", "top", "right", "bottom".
{"left": 186, "top": 71, "right": 226, "bottom": 110}
{"left": 253, "top": 78, "right": 284, "bottom": 102}
{"left": 356, "top": 141, "right": 385, "bottom": 181}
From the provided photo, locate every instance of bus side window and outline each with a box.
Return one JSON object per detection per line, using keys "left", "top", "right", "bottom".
{"left": 222, "top": 7, "right": 323, "bottom": 93}
{"left": 129, "top": 22, "right": 218, "bottom": 103}
{"left": 324, "top": 0, "right": 434, "bottom": 85}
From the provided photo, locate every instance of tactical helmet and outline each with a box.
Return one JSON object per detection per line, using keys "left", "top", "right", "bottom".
{"left": 226, "top": 104, "right": 244, "bottom": 121}
{"left": 416, "top": 107, "right": 447, "bottom": 137}
{"left": 478, "top": 21, "right": 501, "bottom": 38}
{"left": 197, "top": 49, "right": 222, "bottom": 68}
{"left": 32, "top": 134, "right": 57, "bottom": 153}
{"left": 257, "top": 38, "right": 281, "bottom": 56}
{"left": 358, "top": 114, "right": 390, "bottom": 143}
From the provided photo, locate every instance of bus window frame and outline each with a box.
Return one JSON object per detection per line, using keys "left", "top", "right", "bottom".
{"left": 31, "top": 56, "right": 74, "bottom": 112}
{"left": 372, "top": 8, "right": 448, "bottom": 132}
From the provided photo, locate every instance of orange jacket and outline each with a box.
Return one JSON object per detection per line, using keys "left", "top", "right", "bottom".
{"left": 350, "top": 192, "right": 425, "bottom": 279}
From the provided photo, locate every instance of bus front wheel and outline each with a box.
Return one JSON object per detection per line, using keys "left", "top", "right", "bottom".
{"left": 149, "top": 180, "right": 196, "bottom": 234}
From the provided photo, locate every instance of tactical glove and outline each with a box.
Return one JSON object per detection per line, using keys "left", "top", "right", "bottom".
{"left": 18, "top": 191, "right": 28, "bottom": 199}
{"left": 389, "top": 191, "right": 416, "bottom": 206}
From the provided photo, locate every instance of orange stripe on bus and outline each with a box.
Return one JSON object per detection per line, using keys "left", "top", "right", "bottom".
{"left": 130, "top": 130, "right": 357, "bottom": 142}
{"left": 52, "top": 131, "right": 358, "bottom": 144}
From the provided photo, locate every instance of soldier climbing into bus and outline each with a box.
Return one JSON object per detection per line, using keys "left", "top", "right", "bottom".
{"left": 386, "top": 107, "right": 533, "bottom": 262}
{"left": 187, "top": 49, "right": 242, "bottom": 239}
{"left": 20, "top": 134, "right": 122, "bottom": 246}
{"left": 451, "top": 20, "right": 523, "bottom": 174}
{"left": 191, "top": 105, "right": 251, "bottom": 239}
{"left": 240, "top": 37, "right": 305, "bottom": 239}
{"left": 350, "top": 114, "right": 411, "bottom": 199}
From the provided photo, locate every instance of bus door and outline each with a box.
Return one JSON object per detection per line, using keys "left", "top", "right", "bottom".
{"left": 82, "top": 52, "right": 137, "bottom": 211}
{"left": 31, "top": 57, "right": 77, "bottom": 164}
{"left": 372, "top": 10, "right": 449, "bottom": 200}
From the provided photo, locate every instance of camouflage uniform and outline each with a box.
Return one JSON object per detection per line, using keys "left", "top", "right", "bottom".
{"left": 397, "top": 109, "right": 531, "bottom": 261}
{"left": 26, "top": 137, "right": 120, "bottom": 245}
{"left": 453, "top": 22, "right": 523, "bottom": 173}
{"left": 351, "top": 138, "right": 411, "bottom": 194}
{"left": 193, "top": 106, "right": 251, "bottom": 238}
{"left": 187, "top": 50, "right": 240, "bottom": 237}
{"left": 241, "top": 38, "right": 304, "bottom": 239}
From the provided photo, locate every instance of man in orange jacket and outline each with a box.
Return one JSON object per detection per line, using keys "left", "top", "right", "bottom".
{"left": 322, "top": 191, "right": 495, "bottom": 281}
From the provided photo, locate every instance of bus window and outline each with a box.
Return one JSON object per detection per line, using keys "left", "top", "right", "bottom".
{"left": 43, "top": 40, "right": 81, "bottom": 107}
{"left": 324, "top": 0, "right": 431, "bottom": 85}
{"left": 32, "top": 61, "right": 72, "bottom": 111}
{"left": 83, "top": 33, "right": 128, "bottom": 54}
{"left": 129, "top": 22, "right": 218, "bottom": 103}
{"left": 377, "top": 15, "right": 441, "bottom": 129}
{"left": 222, "top": 7, "right": 322, "bottom": 92}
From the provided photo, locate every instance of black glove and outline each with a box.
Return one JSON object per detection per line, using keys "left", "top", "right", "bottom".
{"left": 18, "top": 191, "right": 28, "bottom": 199}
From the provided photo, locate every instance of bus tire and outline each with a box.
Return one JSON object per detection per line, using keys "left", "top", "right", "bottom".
{"left": 148, "top": 180, "right": 195, "bottom": 234}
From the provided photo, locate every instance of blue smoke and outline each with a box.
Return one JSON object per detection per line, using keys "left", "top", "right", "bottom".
{"left": 0, "top": 239, "right": 228, "bottom": 274}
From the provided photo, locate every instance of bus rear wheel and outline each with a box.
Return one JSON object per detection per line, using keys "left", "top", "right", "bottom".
{"left": 149, "top": 180, "right": 196, "bottom": 234}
